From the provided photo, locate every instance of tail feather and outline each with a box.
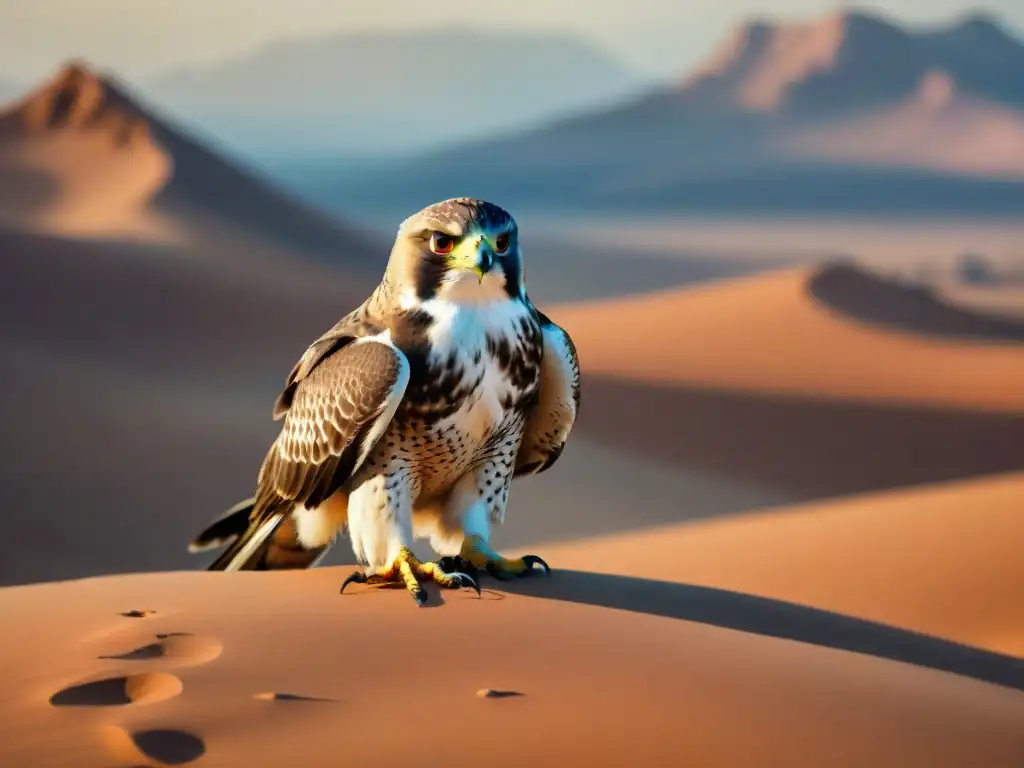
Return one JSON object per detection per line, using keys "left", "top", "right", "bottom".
{"left": 188, "top": 497, "right": 256, "bottom": 554}
{"left": 206, "top": 506, "right": 289, "bottom": 571}
{"left": 190, "top": 498, "right": 331, "bottom": 572}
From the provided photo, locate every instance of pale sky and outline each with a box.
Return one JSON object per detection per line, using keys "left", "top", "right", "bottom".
{"left": 2, "top": 1, "right": 1021, "bottom": 83}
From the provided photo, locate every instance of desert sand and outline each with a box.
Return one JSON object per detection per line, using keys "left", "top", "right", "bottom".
{"left": 1, "top": 61, "right": 1023, "bottom": 768}
{"left": 0, "top": 543, "right": 1021, "bottom": 768}
{"left": 553, "top": 263, "right": 1024, "bottom": 411}
{"left": 540, "top": 471, "right": 1024, "bottom": 657}
{"left": 2, "top": 254, "right": 1022, "bottom": 766}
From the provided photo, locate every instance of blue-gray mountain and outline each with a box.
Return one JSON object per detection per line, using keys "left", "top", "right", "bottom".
{"left": 142, "top": 30, "right": 645, "bottom": 159}
{"left": 321, "top": 10, "right": 1024, "bottom": 217}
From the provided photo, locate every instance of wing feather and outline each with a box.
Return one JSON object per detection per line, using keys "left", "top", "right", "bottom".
{"left": 515, "top": 312, "right": 580, "bottom": 477}
{"left": 271, "top": 308, "right": 381, "bottom": 420}
{"left": 254, "top": 335, "right": 410, "bottom": 521}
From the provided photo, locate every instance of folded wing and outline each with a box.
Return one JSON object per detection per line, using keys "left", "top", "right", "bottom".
{"left": 207, "top": 333, "right": 409, "bottom": 570}
{"left": 515, "top": 312, "right": 581, "bottom": 478}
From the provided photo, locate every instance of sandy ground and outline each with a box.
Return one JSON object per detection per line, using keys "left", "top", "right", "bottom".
{"left": 540, "top": 471, "right": 1024, "bottom": 657}
{"left": 554, "top": 264, "right": 1024, "bottom": 411}
{"left": 0, "top": 541, "right": 1021, "bottom": 768}
{"left": 2, "top": 245, "right": 1021, "bottom": 765}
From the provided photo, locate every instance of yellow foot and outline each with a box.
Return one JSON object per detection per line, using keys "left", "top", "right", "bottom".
{"left": 340, "top": 547, "right": 480, "bottom": 606}
{"left": 438, "top": 535, "right": 550, "bottom": 582}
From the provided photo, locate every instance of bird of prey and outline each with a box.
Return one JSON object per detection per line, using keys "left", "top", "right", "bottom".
{"left": 188, "top": 198, "right": 580, "bottom": 605}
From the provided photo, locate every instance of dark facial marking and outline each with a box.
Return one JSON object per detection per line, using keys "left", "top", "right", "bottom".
{"left": 415, "top": 253, "right": 448, "bottom": 301}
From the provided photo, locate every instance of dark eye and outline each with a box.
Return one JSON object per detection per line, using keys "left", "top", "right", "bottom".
{"left": 494, "top": 233, "right": 510, "bottom": 254}
{"left": 429, "top": 232, "right": 454, "bottom": 255}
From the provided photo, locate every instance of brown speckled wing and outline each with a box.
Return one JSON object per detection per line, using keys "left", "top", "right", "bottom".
{"left": 514, "top": 313, "right": 581, "bottom": 477}
{"left": 255, "top": 338, "right": 409, "bottom": 514}
{"left": 271, "top": 301, "right": 385, "bottom": 420}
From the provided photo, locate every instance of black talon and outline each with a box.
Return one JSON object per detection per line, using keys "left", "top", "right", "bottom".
{"left": 522, "top": 555, "right": 551, "bottom": 575}
{"left": 412, "top": 587, "right": 428, "bottom": 607}
{"left": 340, "top": 571, "right": 367, "bottom": 594}
{"left": 459, "top": 573, "right": 482, "bottom": 596}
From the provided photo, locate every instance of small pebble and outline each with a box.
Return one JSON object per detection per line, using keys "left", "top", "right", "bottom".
{"left": 476, "top": 688, "right": 524, "bottom": 699}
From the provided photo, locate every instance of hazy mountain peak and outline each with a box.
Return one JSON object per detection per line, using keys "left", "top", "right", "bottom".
{"left": 2, "top": 59, "right": 150, "bottom": 146}
{"left": 677, "top": 7, "right": 1023, "bottom": 116}
{"left": 0, "top": 61, "right": 371, "bottom": 258}
{"left": 142, "top": 28, "right": 645, "bottom": 157}
{"left": 949, "top": 10, "right": 1012, "bottom": 38}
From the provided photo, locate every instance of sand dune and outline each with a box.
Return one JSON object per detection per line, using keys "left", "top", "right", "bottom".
{"left": 540, "top": 471, "right": 1024, "bottom": 657}
{"left": 0, "top": 62, "right": 374, "bottom": 259}
{"left": 0, "top": 227, "right": 375, "bottom": 586}
{"left": 545, "top": 263, "right": 1024, "bottom": 521}
{"left": 555, "top": 262, "right": 1024, "bottom": 411}
{"left": 0, "top": 550, "right": 1021, "bottom": 767}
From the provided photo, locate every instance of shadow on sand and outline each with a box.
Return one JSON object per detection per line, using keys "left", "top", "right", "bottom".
{"left": 496, "top": 570, "right": 1024, "bottom": 693}
{"left": 578, "top": 376, "right": 1024, "bottom": 501}
{"left": 807, "top": 262, "right": 1024, "bottom": 343}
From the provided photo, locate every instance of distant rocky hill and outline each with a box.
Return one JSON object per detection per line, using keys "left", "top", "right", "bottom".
{"left": 0, "top": 62, "right": 376, "bottom": 260}
{"left": 323, "top": 10, "right": 1024, "bottom": 216}
{"left": 142, "top": 30, "right": 645, "bottom": 158}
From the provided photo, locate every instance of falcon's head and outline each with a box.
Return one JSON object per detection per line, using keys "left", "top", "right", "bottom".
{"left": 386, "top": 197, "right": 525, "bottom": 305}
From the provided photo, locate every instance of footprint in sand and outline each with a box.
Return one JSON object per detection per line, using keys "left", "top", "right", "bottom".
{"left": 119, "top": 609, "right": 157, "bottom": 618}
{"left": 98, "top": 632, "right": 223, "bottom": 666}
{"left": 476, "top": 688, "right": 525, "bottom": 699}
{"left": 51, "top": 625, "right": 223, "bottom": 766}
{"left": 252, "top": 691, "right": 338, "bottom": 703}
{"left": 103, "top": 725, "right": 206, "bottom": 766}
{"left": 50, "top": 672, "right": 183, "bottom": 707}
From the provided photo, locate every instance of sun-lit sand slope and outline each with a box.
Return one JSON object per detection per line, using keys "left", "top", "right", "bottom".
{"left": 0, "top": 563, "right": 1021, "bottom": 768}
{"left": 0, "top": 62, "right": 373, "bottom": 258}
{"left": 554, "top": 263, "right": 1024, "bottom": 520}
{"left": 554, "top": 263, "right": 1024, "bottom": 412}
{"left": 0, "top": 76, "right": 174, "bottom": 237}
{"left": 540, "top": 471, "right": 1024, "bottom": 658}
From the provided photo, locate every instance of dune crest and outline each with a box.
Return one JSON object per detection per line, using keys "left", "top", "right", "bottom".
{"left": 539, "top": 471, "right": 1024, "bottom": 657}
{"left": 0, "top": 63, "right": 176, "bottom": 238}
{"left": 553, "top": 263, "right": 1024, "bottom": 412}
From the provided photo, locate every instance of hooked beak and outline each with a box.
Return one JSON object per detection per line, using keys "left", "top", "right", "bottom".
{"left": 472, "top": 241, "right": 494, "bottom": 282}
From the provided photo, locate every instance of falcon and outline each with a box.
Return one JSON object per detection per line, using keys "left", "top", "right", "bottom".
{"left": 188, "top": 198, "right": 580, "bottom": 605}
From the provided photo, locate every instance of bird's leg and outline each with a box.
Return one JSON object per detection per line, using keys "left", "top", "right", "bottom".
{"left": 434, "top": 470, "right": 550, "bottom": 582}
{"left": 340, "top": 472, "right": 478, "bottom": 606}
{"left": 341, "top": 547, "right": 479, "bottom": 606}
{"left": 446, "top": 534, "right": 550, "bottom": 581}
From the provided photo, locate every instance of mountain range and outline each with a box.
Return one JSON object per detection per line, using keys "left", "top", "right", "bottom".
{"left": 319, "top": 9, "right": 1024, "bottom": 216}
{"left": 141, "top": 29, "right": 644, "bottom": 158}
{"left": 4, "top": 9, "right": 1024, "bottom": 220}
